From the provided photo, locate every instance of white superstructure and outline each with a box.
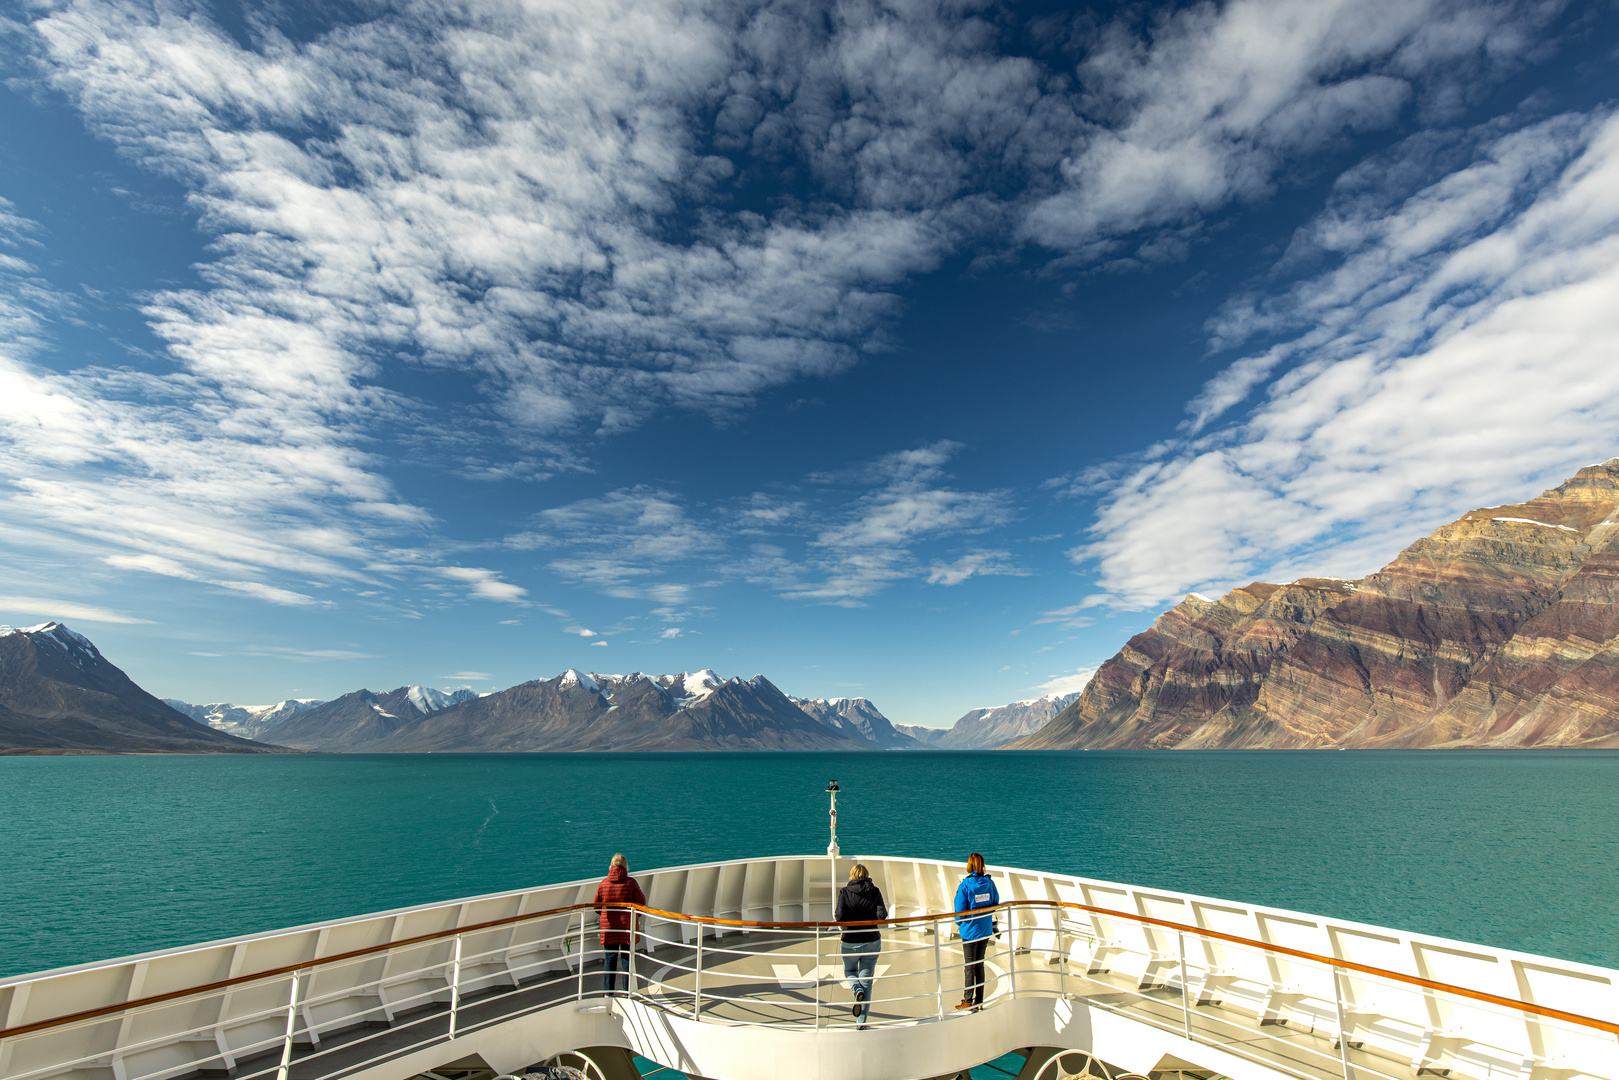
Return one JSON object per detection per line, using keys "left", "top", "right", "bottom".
{"left": 2, "top": 855, "right": 1614, "bottom": 1080}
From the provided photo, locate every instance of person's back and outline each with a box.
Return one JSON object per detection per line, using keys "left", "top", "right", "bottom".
{"left": 953, "top": 870, "right": 998, "bottom": 943}
{"left": 953, "top": 853, "right": 999, "bottom": 1010}
{"left": 594, "top": 855, "right": 646, "bottom": 994}
{"left": 835, "top": 875, "right": 887, "bottom": 942}
{"left": 835, "top": 864, "right": 887, "bottom": 1027}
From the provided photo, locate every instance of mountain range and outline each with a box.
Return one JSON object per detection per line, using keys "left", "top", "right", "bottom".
{"left": 163, "top": 697, "right": 326, "bottom": 740}
{"left": 0, "top": 622, "right": 1070, "bottom": 754}
{"left": 792, "top": 696, "right": 919, "bottom": 748}
{"left": 894, "top": 693, "right": 1079, "bottom": 749}
{"left": 1014, "top": 460, "right": 1619, "bottom": 750}
{"left": 165, "top": 678, "right": 1072, "bottom": 753}
{"left": 0, "top": 623, "right": 274, "bottom": 755}
{"left": 240, "top": 669, "right": 871, "bottom": 752}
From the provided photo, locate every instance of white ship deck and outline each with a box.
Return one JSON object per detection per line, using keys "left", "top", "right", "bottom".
{"left": 3, "top": 855, "right": 1616, "bottom": 1080}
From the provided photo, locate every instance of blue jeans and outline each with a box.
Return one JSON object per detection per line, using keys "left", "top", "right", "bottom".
{"left": 602, "top": 942, "right": 631, "bottom": 994}
{"left": 843, "top": 938, "right": 880, "bottom": 1020}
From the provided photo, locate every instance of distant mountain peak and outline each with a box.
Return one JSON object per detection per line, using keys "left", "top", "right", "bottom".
{"left": 791, "top": 693, "right": 916, "bottom": 749}
{"left": 0, "top": 621, "right": 103, "bottom": 669}
{"left": 405, "top": 685, "right": 478, "bottom": 713}
{"left": 2, "top": 624, "right": 273, "bottom": 754}
{"left": 559, "top": 668, "right": 601, "bottom": 693}
{"left": 920, "top": 691, "right": 1082, "bottom": 749}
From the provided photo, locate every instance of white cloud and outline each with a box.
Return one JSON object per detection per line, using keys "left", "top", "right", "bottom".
{"left": 779, "top": 442, "right": 1012, "bottom": 601}
{"left": 566, "top": 627, "right": 597, "bottom": 638}
{"left": 590, "top": 639, "right": 608, "bottom": 647}
{"left": 536, "top": 488, "right": 717, "bottom": 605}
{"left": 254, "top": 647, "right": 380, "bottom": 661}
{"left": 435, "top": 566, "right": 528, "bottom": 604}
{"left": 440, "top": 671, "right": 491, "bottom": 681}
{"left": 1079, "top": 108, "right": 1619, "bottom": 609}
{"left": 1033, "top": 604, "right": 1094, "bottom": 630}
{"left": 1036, "top": 665, "right": 1099, "bottom": 697}
{"left": 217, "top": 581, "right": 323, "bottom": 607}
{"left": 1024, "top": 0, "right": 1558, "bottom": 261}
{"left": 660, "top": 627, "right": 682, "bottom": 639}
{"left": 924, "top": 550, "right": 1026, "bottom": 586}
{"left": 0, "top": 595, "right": 152, "bottom": 624}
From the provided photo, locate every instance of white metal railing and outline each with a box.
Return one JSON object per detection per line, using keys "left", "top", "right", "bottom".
{"left": 3, "top": 856, "right": 1617, "bottom": 1080}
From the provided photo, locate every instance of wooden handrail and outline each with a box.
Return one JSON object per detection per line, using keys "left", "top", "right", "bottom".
{"left": 4, "top": 897, "right": 1616, "bottom": 1042}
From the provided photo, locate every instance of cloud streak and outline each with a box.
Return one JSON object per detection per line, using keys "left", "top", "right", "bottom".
{"left": 1079, "top": 107, "right": 1619, "bottom": 609}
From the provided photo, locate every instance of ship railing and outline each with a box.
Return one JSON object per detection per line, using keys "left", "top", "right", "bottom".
{"left": 3, "top": 901, "right": 1616, "bottom": 1080}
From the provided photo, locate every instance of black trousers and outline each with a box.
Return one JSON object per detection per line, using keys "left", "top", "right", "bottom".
{"left": 963, "top": 938, "right": 988, "bottom": 1004}
{"left": 602, "top": 942, "right": 631, "bottom": 994}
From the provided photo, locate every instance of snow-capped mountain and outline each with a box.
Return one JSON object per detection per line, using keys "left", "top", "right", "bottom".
{"left": 166, "top": 685, "right": 477, "bottom": 741}
{"left": 0, "top": 623, "right": 273, "bottom": 754}
{"left": 259, "top": 670, "right": 874, "bottom": 753}
{"left": 895, "top": 692, "right": 1081, "bottom": 750}
{"left": 164, "top": 698, "right": 325, "bottom": 739}
{"left": 792, "top": 696, "right": 918, "bottom": 748}
{"left": 406, "top": 685, "right": 480, "bottom": 713}
{"left": 250, "top": 685, "right": 482, "bottom": 748}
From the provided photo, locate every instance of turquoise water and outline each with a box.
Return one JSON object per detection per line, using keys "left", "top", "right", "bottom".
{"left": 1, "top": 750, "right": 1616, "bottom": 979}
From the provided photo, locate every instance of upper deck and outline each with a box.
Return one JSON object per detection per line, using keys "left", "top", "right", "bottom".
{"left": 3, "top": 855, "right": 1615, "bottom": 1080}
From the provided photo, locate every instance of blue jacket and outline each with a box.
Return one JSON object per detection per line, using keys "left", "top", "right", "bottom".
{"left": 954, "top": 873, "right": 999, "bottom": 942}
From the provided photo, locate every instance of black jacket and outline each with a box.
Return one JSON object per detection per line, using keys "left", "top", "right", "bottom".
{"left": 835, "top": 877, "right": 888, "bottom": 943}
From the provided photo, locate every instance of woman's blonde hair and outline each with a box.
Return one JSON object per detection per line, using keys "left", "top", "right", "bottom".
{"left": 849, "top": 863, "right": 870, "bottom": 881}
{"left": 610, "top": 853, "right": 628, "bottom": 870}
{"left": 967, "top": 852, "right": 985, "bottom": 875}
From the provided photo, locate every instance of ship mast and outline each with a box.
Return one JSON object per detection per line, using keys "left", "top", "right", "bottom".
{"left": 826, "top": 779, "right": 840, "bottom": 920}
{"left": 826, "top": 779, "right": 840, "bottom": 857}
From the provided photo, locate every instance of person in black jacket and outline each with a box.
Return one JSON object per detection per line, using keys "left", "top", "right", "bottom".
{"left": 835, "top": 863, "right": 887, "bottom": 1028}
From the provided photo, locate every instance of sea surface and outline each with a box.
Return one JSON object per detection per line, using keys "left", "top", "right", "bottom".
{"left": 1, "top": 750, "right": 1616, "bottom": 979}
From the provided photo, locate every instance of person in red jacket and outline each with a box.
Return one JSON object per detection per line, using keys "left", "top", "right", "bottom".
{"left": 594, "top": 853, "right": 646, "bottom": 995}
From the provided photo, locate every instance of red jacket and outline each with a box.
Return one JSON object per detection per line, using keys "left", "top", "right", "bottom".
{"left": 594, "top": 866, "right": 646, "bottom": 945}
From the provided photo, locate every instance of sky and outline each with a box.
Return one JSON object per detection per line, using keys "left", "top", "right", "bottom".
{"left": 1, "top": 0, "right": 1618, "bottom": 727}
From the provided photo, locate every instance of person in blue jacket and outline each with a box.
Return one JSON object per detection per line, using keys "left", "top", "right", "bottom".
{"left": 953, "top": 852, "right": 999, "bottom": 1010}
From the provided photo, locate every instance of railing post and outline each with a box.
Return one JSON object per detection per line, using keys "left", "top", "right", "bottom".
{"left": 814, "top": 922, "right": 821, "bottom": 1030}
{"left": 629, "top": 913, "right": 638, "bottom": 998}
{"left": 1178, "top": 930, "right": 1190, "bottom": 1039}
{"left": 1007, "top": 906, "right": 1017, "bottom": 999}
{"left": 933, "top": 919, "right": 944, "bottom": 1020}
{"left": 1057, "top": 908, "right": 1067, "bottom": 1000}
{"left": 694, "top": 923, "right": 703, "bottom": 1020}
{"left": 1333, "top": 968, "right": 1356, "bottom": 1080}
{"left": 577, "top": 909, "right": 587, "bottom": 1001}
{"left": 274, "top": 971, "right": 302, "bottom": 1080}
{"left": 448, "top": 934, "right": 463, "bottom": 1040}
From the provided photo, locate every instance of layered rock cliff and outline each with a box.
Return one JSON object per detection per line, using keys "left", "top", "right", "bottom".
{"left": 1013, "top": 461, "right": 1619, "bottom": 750}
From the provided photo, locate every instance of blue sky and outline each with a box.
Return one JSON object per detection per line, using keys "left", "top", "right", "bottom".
{"left": 2, "top": 0, "right": 1618, "bottom": 726}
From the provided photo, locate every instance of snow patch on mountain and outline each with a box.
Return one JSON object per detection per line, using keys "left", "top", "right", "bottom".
{"left": 1, "top": 622, "right": 102, "bottom": 669}
{"left": 1490, "top": 517, "right": 1578, "bottom": 531}
{"left": 559, "top": 669, "right": 601, "bottom": 693}
{"left": 164, "top": 696, "right": 326, "bottom": 738}
{"left": 406, "top": 685, "right": 479, "bottom": 713}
